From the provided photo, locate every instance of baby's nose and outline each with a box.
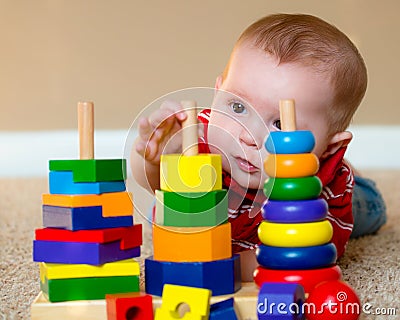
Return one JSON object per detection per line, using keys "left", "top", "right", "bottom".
{"left": 239, "top": 127, "right": 259, "bottom": 148}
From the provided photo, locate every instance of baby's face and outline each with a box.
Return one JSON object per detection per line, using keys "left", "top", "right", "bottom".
{"left": 208, "top": 43, "right": 335, "bottom": 190}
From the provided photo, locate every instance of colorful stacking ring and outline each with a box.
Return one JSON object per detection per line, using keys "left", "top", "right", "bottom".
{"left": 264, "top": 177, "right": 322, "bottom": 200}
{"left": 258, "top": 220, "right": 333, "bottom": 247}
{"left": 264, "top": 153, "right": 319, "bottom": 178}
{"left": 261, "top": 198, "right": 328, "bottom": 223}
{"left": 253, "top": 265, "right": 342, "bottom": 294}
{"left": 256, "top": 243, "right": 337, "bottom": 270}
{"left": 265, "top": 131, "right": 315, "bottom": 154}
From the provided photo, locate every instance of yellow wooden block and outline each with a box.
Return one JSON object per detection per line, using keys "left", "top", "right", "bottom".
{"left": 42, "top": 192, "right": 133, "bottom": 217}
{"left": 153, "top": 223, "right": 232, "bottom": 262}
{"left": 160, "top": 154, "right": 222, "bottom": 192}
{"left": 155, "top": 284, "right": 211, "bottom": 320}
{"left": 39, "top": 259, "right": 140, "bottom": 282}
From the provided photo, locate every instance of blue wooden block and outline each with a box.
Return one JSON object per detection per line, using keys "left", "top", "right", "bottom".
{"left": 33, "top": 240, "right": 140, "bottom": 265}
{"left": 42, "top": 205, "right": 133, "bottom": 231}
{"left": 210, "top": 298, "right": 238, "bottom": 319}
{"left": 145, "top": 255, "right": 241, "bottom": 296}
{"left": 257, "top": 282, "right": 305, "bottom": 319}
{"left": 49, "top": 171, "right": 126, "bottom": 195}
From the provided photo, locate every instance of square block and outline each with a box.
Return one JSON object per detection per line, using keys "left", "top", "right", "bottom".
{"left": 153, "top": 223, "right": 232, "bottom": 262}
{"left": 155, "top": 284, "right": 211, "bottom": 320}
{"left": 40, "top": 259, "right": 140, "bottom": 281}
{"left": 49, "top": 171, "right": 126, "bottom": 195}
{"left": 155, "top": 190, "right": 228, "bottom": 227}
{"left": 160, "top": 154, "right": 222, "bottom": 192}
{"left": 35, "top": 225, "right": 142, "bottom": 250}
{"left": 49, "top": 159, "right": 126, "bottom": 182}
{"left": 42, "top": 192, "right": 133, "bottom": 217}
{"left": 210, "top": 298, "right": 238, "bottom": 320}
{"left": 106, "top": 292, "right": 154, "bottom": 320}
{"left": 42, "top": 205, "right": 133, "bottom": 231}
{"left": 41, "top": 275, "right": 139, "bottom": 302}
{"left": 33, "top": 240, "right": 140, "bottom": 265}
{"left": 145, "top": 255, "right": 241, "bottom": 296}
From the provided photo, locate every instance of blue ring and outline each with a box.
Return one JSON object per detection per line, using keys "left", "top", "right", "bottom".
{"left": 265, "top": 131, "right": 315, "bottom": 154}
{"left": 261, "top": 199, "right": 328, "bottom": 223}
{"left": 256, "top": 243, "right": 337, "bottom": 270}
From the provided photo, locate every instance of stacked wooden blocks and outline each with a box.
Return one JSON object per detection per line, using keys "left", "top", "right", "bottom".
{"left": 145, "top": 101, "right": 242, "bottom": 297}
{"left": 32, "top": 102, "right": 142, "bottom": 302}
{"left": 254, "top": 100, "right": 341, "bottom": 294}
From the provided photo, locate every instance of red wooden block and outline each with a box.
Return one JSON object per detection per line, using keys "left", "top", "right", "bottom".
{"left": 35, "top": 225, "right": 142, "bottom": 250}
{"left": 106, "top": 292, "right": 154, "bottom": 320}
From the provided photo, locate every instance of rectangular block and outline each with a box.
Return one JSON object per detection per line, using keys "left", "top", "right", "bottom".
{"left": 106, "top": 293, "right": 154, "bottom": 320}
{"left": 160, "top": 154, "right": 222, "bottom": 192}
{"left": 41, "top": 275, "right": 140, "bottom": 302}
{"left": 42, "top": 192, "right": 133, "bottom": 217}
{"left": 155, "top": 189, "right": 228, "bottom": 227}
{"left": 40, "top": 259, "right": 140, "bottom": 281}
{"left": 49, "top": 159, "right": 126, "bottom": 182}
{"left": 153, "top": 222, "right": 232, "bottom": 262}
{"left": 35, "top": 225, "right": 142, "bottom": 250}
{"left": 42, "top": 205, "right": 133, "bottom": 231}
{"left": 49, "top": 171, "right": 126, "bottom": 195}
{"left": 31, "top": 282, "right": 259, "bottom": 320}
{"left": 33, "top": 240, "right": 140, "bottom": 265}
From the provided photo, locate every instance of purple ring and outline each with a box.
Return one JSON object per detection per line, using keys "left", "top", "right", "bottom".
{"left": 261, "top": 198, "right": 328, "bottom": 223}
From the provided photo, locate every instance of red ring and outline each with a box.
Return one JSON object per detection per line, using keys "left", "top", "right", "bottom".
{"left": 253, "top": 265, "right": 342, "bottom": 294}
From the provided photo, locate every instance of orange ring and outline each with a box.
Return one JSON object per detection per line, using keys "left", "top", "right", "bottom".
{"left": 264, "top": 153, "right": 319, "bottom": 178}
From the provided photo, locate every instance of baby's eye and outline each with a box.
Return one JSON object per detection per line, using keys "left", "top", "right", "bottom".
{"left": 273, "top": 119, "right": 281, "bottom": 130}
{"left": 230, "top": 102, "right": 247, "bottom": 114}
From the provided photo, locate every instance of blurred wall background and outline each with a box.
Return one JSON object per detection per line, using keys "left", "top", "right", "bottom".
{"left": 1, "top": 0, "right": 399, "bottom": 131}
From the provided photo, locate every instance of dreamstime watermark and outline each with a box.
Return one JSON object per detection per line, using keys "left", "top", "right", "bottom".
{"left": 257, "top": 291, "right": 397, "bottom": 317}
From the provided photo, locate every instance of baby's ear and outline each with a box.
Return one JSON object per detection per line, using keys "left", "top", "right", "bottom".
{"left": 320, "top": 131, "right": 353, "bottom": 159}
{"left": 215, "top": 75, "right": 223, "bottom": 89}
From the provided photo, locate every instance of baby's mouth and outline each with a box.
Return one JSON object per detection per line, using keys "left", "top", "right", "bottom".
{"left": 235, "top": 156, "right": 258, "bottom": 173}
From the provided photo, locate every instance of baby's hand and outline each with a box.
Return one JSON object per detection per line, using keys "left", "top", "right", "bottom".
{"left": 135, "top": 100, "right": 188, "bottom": 165}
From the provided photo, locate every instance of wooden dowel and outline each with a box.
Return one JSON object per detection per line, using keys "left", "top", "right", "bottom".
{"left": 279, "top": 99, "right": 296, "bottom": 131}
{"left": 78, "top": 101, "right": 94, "bottom": 159}
{"left": 181, "top": 100, "right": 198, "bottom": 156}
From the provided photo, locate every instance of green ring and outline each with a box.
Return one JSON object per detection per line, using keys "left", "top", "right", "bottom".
{"left": 264, "top": 176, "right": 322, "bottom": 200}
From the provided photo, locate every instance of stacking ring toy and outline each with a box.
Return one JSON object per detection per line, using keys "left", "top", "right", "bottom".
{"left": 258, "top": 220, "right": 333, "bottom": 247}
{"left": 261, "top": 198, "right": 328, "bottom": 223}
{"left": 253, "top": 265, "right": 342, "bottom": 294}
{"left": 256, "top": 243, "right": 337, "bottom": 270}
{"left": 264, "top": 177, "right": 322, "bottom": 200}
{"left": 264, "top": 153, "right": 319, "bottom": 178}
{"left": 265, "top": 131, "right": 315, "bottom": 154}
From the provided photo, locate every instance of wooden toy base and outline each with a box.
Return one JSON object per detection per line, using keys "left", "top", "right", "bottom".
{"left": 31, "top": 282, "right": 259, "bottom": 320}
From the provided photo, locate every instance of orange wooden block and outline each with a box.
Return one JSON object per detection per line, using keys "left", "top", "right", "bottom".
{"left": 153, "top": 222, "right": 232, "bottom": 262}
{"left": 42, "top": 192, "right": 133, "bottom": 217}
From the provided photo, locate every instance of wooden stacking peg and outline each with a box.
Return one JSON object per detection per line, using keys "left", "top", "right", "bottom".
{"left": 78, "top": 101, "right": 94, "bottom": 159}
{"left": 181, "top": 100, "right": 199, "bottom": 156}
{"left": 279, "top": 99, "right": 296, "bottom": 132}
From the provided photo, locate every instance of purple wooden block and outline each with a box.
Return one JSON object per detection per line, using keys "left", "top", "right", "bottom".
{"left": 33, "top": 240, "right": 140, "bottom": 265}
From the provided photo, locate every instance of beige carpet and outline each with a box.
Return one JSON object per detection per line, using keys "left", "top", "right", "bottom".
{"left": 0, "top": 171, "right": 399, "bottom": 319}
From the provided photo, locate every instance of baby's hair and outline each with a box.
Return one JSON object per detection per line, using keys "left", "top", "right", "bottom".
{"left": 223, "top": 13, "right": 367, "bottom": 133}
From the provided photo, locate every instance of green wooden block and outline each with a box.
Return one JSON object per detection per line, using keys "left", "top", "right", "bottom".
{"left": 155, "top": 189, "right": 228, "bottom": 227}
{"left": 49, "top": 159, "right": 126, "bottom": 182}
{"left": 41, "top": 275, "right": 139, "bottom": 302}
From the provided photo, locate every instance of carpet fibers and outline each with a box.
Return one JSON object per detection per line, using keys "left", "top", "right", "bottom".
{"left": 0, "top": 171, "right": 399, "bottom": 319}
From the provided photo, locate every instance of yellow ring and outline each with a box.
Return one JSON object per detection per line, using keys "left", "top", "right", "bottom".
{"left": 264, "top": 153, "right": 319, "bottom": 178}
{"left": 258, "top": 220, "right": 333, "bottom": 247}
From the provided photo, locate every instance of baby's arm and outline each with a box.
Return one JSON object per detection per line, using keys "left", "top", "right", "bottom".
{"left": 131, "top": 100, "right": 187, "bottom": 192}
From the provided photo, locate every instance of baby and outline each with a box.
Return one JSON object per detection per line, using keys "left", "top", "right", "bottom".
{"left": 131, "top": 13, "right": 386, "bottom": 280}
